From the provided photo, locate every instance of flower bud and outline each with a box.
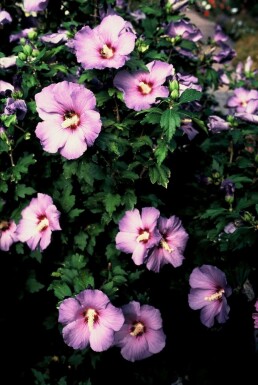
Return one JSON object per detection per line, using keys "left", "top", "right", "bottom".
{"left": 27, "top": 30, "right": 37, "bottom": 40}
{"left": 23, "top": 44, "right": 33, "bottom": 56}
{"left": 32, "top": 49, "right": 39, "bottom": 57}
{"left": 20, "top": 37, "right": 26, "bottom": 45}
{"left": 170, "top": 89, "right": 179, "bottom": 100}
{"left": 225, "top": 195, "right": 234, "bottom": 204}
{"left": 24, "top": 132, "right": 31, "bottom": 140}
{"left": 18, "top": 52, "right": 27, "bottom": 61}
{"left": 169, "top": 80, "right": 179, "bottom": 93}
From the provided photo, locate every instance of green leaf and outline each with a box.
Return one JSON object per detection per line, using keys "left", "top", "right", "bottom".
{"left": 154, "top": 140, "right": 168, "bottom": 165}
{"left": 15, "top": 184, "right": 36, "bottom": 200}
{"left": 104, "top": 193, "right": 121, "bottom": 215}
{"left": 70, "top": 253, "right": 87, "bottom": 270}
{"left": 26, "top": 277, "right": 44, "bottom": 293}
{"left": 121, "top": 189, "right": 137, "bottom": 210}
{"left": 179, "top": 89, "right": 202, "bottom": 104}
{"left": 160, "top": 109, "right": 181, "bottom": 141}
{"left": 149, "top": 164, "right": 171, "bottom": 188}
{"left": 52, "top": 282, "right": 72, "bottom": 300}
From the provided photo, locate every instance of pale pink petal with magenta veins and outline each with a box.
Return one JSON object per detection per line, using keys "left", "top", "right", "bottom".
{"left": 58, "top": 297, "right": 82, "bottom": 324}
{"left": 62, "top": 318, "right": 90, "bottom": 350}
{"left": 89, "top": 324, "right": 115, "bottom": 352}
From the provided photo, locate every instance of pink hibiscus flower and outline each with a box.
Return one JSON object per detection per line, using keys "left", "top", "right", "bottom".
{"left": 188, "top": 265, "right": 232, "bottom": 328}
{"left": 114, "top": 301, "right": 166, "bottom": 362}
{"left": 74, "top": 15, "right": 136, "bottom": 70}
{"left": 113, "top": 60, "right": 174, "bottom": 111}
{"left": 146, "top": 215, "right": 189, "bottom": 272}
{"left": 115, "top": 207, "right": 161, "bottom": 266}
{"left": 23, "top": 0, "right": 49, "bottom": 12}
{"left": 16, "top": 193, "right": 61, "bottom": 251}
{"left": 0, "top": 220, "right": 18, "bottom": 251}
{"left": 58, "top": 289, "right": 125, "bottom": 351}
{"left": 35, "top": 81, "right": 102, "bottom": 160}
{"left": 227, "top": 87, "right": 258, "bottom": 113}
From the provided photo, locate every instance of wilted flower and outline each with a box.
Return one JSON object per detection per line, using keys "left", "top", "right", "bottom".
{"left": 4, "top": 98, "right": 27, "bottom": 120}
{"left": 224, "top": 222, "right": 237, "bottom": 234}
{"left": 16, "top": 193, "right": 61, "bottom": 251}
{"left": 114, "top": 301, "right": 166, "bottom": 361}
{"left": 114, "top": 60, "right": 174, "bottom": 111}
{"left": 188, "top": 264, "right": 232, "bottom": 328}
{"left": 0, "top": 220, "right": 18, "bottom": 251}
{"left": 74, "top": 15, "right": 136, "bottom": 70}
{"left": 58, "top": 289, "right": 124, "bottom": 351}
{"left": 146, "top": 215, "right": 189, "bottom": 272}
{"left": 23, "top": 0, "right": 49, "bottom": 13}
{"left": 9, "top": 28, "right": 35, "bottom": 43}
{"left": 213, "top": 43, "right": 236, "bottom": 64}
{"left": 213, "top": 25, "right": 229, "bottom": 43}
{"left": 176, "top": 73, "right": 202, "bottom": 95}
{"left": 35, "top": 81, "right": 102, "bottom": 160}
{"left": 180, "top": 121, "right": 199, "bottom": 140}
{"left": 207, "top": 115, "right": 230, "bottom": 133}
{"left": 166, "top": 19, "right": 203, "bottom": 42}
{"left": 40, "top": 30, "right": 69, "bottom": 44}
{"left": 115, "top": 207, "right": 161, "bottom": 266}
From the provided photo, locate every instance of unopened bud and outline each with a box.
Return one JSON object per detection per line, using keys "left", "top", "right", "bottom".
{"left": 169, "top": 80, "right": 179, "bottom": 93}
{"left": 170, "top": 89, "right": 179, "bottom": 100}
{"left": 27, "top": 31, "right": 37, "bottom": 40}
{"left": 225, "top": 194, "right": 234, "bottom": 204}
{"left": 23, "top": 44, "right": 33, "bottom": 56}
{"left": 20, "top": 37, "right": 26, "bottom": 45}
{"left": 32, "top": 49, "right": 39, "bottom": 57}
{"left": 18, "top": 52, "right": 27, "bottom": 61}
{"left": 24, "top": 132, "right": 31, "bottom": 140}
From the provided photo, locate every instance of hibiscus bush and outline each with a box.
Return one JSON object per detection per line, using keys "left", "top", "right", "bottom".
{"left": 1, "top": 0, "right": 258, "bottom": 384}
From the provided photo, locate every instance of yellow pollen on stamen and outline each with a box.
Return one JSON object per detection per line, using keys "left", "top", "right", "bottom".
{"left": 136, "top": 231, "right": 150, "bottom": 243}
{"left": 204, "top": 289, "right": 225, "bottom": 302}
{"left": 160, "top": 239, "right": 174, "bottom": 253}
{"left": 100, "top": 44, "right": 114, "bottom": 59}
{"left": 36, "top": 217, "right": 49, "bottom": 232}
{"left": 61, "top": 114, "right": 80, "bottom": 129}
{"left": 241, "top": 100, "right": 247, "bottom": 107}
{"left": 138, "top": 81, "right": 152, "bottom": 95}
{"left": 130, "top": 322, "right": 145, "bottom": 336}
{"left": 85, "top": 308, "right": 97, "bottom": 332}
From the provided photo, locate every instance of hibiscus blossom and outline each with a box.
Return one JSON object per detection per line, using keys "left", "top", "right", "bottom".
{"left": 74, "top": 15, "right": 136, "bottom": 70}
{"left": 227, "top": 87, "right": 258, "bottom": 113}
{"left": 114, "top": 301, "right": 166, "bottom": 362}
{"left": 58, "top": 289, "right": 124, "bottom": 351}
{"left": 188, "top": 265, "right": 232, "bottom": 328}
{"left": 146, "top": 215, "right": 189, "bottom": 272}
{"left": 115, "top": 207, "right": 161, "bottom": 266}
{"left": 0, "top": 220, "right": 18, "bottom": 251}
{"left": 35, "top": 81, "right": 102, "bottom": 160}
{"left": 114, "top": 60, "right": 174, "bottom": 111}
{"left": 23, "top": 0, "right": 49, "bottom": 12}
{"left": 16, "top": 193, "right": 61, "bottom": 251}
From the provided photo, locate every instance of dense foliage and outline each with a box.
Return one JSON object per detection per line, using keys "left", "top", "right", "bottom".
{"left": 0, "top": 1, "right": 258, "bottom": 384}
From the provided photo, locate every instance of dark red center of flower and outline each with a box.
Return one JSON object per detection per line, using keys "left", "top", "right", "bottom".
{"left": 37, "top": 215, "right": 49, "bottom": 232}
{"left": 130, "top": 321, "right": 145, "bottom": 337}
{"left": 136, "top": 228, "right": 150, "bottom": 243}
{"left": 100, "top": 44, "right": 115, "bottom": 59}
{"left": 0, "top": 220, "right": 10, "bottom": 232}
{"left": 62, "top": 111, "right": 80, "bottom": 130}
{"left": 138, "top": 81, "right": 153, "bottom": 95}
{"left": 83, "top": 308, "right": 99, "bottom": 331}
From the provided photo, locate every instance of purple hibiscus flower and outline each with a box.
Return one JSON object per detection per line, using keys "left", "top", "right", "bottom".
{"left": 114, "top": 301, "right": 166, "bottom": 362}
{"left": 23, "top": 0, "right": 49, "bottom": 12}
{"left": 227, "top": 87, "right": 258, "bottom": 113}
{"left": 16, "top": 193, "right": 61, "bottom": 251}
{"left": 4, "top": 98, "right": 27, "bottom": 120}
{"left": 58, "top": 289, "right": 124, "bottom": 351}
{"left": 0, "top": 10, "right": 12, "bottom": 26}
{"left": 166, "top": 19, "right": 203, "bottom": 42}
{"left": 40, "top": 30, "right": 68, "bottom": 45}
{"left": 0, "top": 220, "right": 18, "bottom": 251}
{"left": 114, "top": 60, "right": 174, "bottom": 111}
{"left": 74, "top": 15, "right": 136, "bottom": 70}
{"left": 35, "top": 81, "right": 102, "bottom": 160}
{"left": 146, "top": 215, "right": 189, "bottom": 272}
{"left": 115, "top": 207, "right": 161, "bottom": 266}
{"left": 188, "top": 265, "right": 232, "bottom": 328}
{"left": 207, "top": 115, "right": 230, "bottom": 133}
